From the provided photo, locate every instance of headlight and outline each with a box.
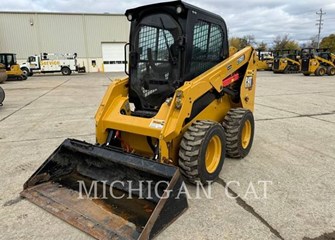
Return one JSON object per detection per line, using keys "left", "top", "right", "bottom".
{"left": 127, "top": 14, "right": 133, "bottom": 21}
{"left": 245, "top": 76, "right": 253, "bottom": 88}
{"left": 176, "top": 6, "right": 183, "bottom": 14}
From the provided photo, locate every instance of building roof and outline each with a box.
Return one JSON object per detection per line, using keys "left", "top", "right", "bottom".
{"left": 0, "top": 11, "right": 124, "bottom": 16}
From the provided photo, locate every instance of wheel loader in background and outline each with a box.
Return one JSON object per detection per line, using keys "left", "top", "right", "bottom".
{"left": 301, "top": 48, "right": 335, "bottom": 76}
{"left": 273, "top": 49, "right": 301, "bottom": 73}
{"left": 0, "top": 53, "right": 27, "bottom": 80}
{"left": 21, "top": 1, "right": 257, "bottom": 239}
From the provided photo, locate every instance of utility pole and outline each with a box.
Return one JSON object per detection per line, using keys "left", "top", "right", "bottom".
{"left": 316, "top": 8, "right": 326, "bottom": 48}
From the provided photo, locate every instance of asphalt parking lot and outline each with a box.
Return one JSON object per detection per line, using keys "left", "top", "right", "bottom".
{"left": 0, "top": 71, "right": 335, "bottom": 240}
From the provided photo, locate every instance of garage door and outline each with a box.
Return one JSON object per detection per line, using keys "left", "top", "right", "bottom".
{"left": 102, "top": 43, "right": 126, "bottom": 72}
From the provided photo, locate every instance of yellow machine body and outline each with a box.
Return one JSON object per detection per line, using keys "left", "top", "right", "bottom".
{"left": 7, "top": 64, "right": 26, "bottom": 79}
{"left": 96, "top": 47, "right": 257, "bottom": 164}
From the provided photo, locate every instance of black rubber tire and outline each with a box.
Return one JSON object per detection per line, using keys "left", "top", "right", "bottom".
{"left": 21, "top": 67, "right": 29, "bottom": 77}
{"left": 61, "top": 67, "right": 71, "bottom": 75}
{"left": 327, "top": 67, "right": 335, "bottom": 76}
{"left": 21, "top": 75, "right": 27, "bottom": 80}
{"left": 178, "top": 120, "right": 226, "bottom": 184}
{"left": 0, "top": 87, "right": 5, "bottom": 105}
{"left": 28, "top": 71, "right": 33, "bottom": 77}
{"left": 303, "top": 73, "right": 310, "bottom": 76}
{"left": 315, "top": 67, "right": 326, "bottom": 76}
{"left": 222, "top": 108, "right": 255, "bottom": 158}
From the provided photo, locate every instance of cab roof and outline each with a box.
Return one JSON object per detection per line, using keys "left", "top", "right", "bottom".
{"left": 125, "top": 1, "right": 224, "bottom": 22}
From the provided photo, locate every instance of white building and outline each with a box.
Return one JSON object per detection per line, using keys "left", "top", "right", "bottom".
{"left": 0, "top": 11, "right": 130, "bottom": 72}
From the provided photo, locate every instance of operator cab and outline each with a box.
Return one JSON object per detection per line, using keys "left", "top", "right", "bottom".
{"left": 0, "top": 53, "right": 17, "bottom": 70}
{"left": 125, "top": 1, "right": 228, "bottom": 114}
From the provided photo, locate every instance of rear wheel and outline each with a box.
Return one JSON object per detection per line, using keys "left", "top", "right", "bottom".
{"left": 20, "top": 75, "right": 27, "bottom": 81}
{"left": 222, "top": 108, "right": 255, "bottom": 158}
{"left": 315, "top": 67, "right": 326, "bottom": 76}
{"left": 327, "top": 66, "right": 335, "bottom": 76}
{"left": 178, "top": 120, "right": 226, "bottom": 184}
{"left": 61, "top": 67, "right": 71, "bottom": 75}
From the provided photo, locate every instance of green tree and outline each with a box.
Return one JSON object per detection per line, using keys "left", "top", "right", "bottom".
{"left": 257, "top": 41, "right": 267, "bottom": 51}
{"left": 320, "top": 34, "right": 335, "bottom": 53}
{"left": 229, "top": 35, "right": 255, "bottom": 50}
{"left": 229, "top": 37, "right": 242, "bottom": 49}
{"left": 273, "top": 34, "right": 299, "bottom": 50}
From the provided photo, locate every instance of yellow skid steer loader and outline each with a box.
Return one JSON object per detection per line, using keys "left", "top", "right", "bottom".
{"left": 21, "top": 1, "right": 257, "bottom": 239}
{"left": 272, "top": 49, "right": 301, "bottom": 73}
{"left": 301, "top": 48, "right": 335, "bottom": 76}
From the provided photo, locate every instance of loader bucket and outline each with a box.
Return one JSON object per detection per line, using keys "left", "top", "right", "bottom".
{"left": 21, "top": 139, "right": 188, "bottom": 240}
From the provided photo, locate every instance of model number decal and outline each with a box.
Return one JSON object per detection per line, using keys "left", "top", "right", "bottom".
{"left": 149, "top": 119, "right": 165, "bottom": 129}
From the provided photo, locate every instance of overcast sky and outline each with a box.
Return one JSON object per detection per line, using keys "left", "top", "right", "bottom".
{"left": 1, "top": 0, "right": 335, "bottom": 46}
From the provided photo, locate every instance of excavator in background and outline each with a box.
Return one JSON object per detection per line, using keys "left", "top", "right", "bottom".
{"left": 256, "top": 50, "right": 273, "bottom": 71}
{"left": 21, "top": 1, "right": 257, "bottom": 239}
{"left": 272, "top": 49, "right": 301, "bottom": 73}
{"left": 0, "top": 53, "right": 27, "bottom": 80}
{"left": 301, "top": 48, "right": 335, "bottom": 76}
{"left": 0, "top": 63, "right": 7, "bottom": 84}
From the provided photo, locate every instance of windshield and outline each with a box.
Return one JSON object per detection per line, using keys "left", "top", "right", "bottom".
{"left": 28, "top": 56, "right": 35, "bottom": 62}
{"left": 130, "top": 13, "right": 181, "bottom": 110}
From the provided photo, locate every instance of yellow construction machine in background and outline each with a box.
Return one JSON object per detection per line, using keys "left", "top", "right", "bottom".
{"left": 272, "top": 49, "right": 301, "bottom": 73}
{"left": 256, "top": 50, "right": 273, "bottom": 71}
{"left": 301, "top": 48, "right": 335, "bottom": 76}
{"left": 21, "top": 1, "right": 257, "bottom": 239}
{"left": 0, "top": 53, "right": 27, "bottom": 80}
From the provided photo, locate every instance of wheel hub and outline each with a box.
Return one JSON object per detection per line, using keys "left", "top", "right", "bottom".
{"left": 205, "top": 135, "right": 221, "bottom": 173}
{"left": 241, "top": 120, "right": 251, "bottom": 149}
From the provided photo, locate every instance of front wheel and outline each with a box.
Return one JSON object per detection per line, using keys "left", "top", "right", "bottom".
{"left": 21, "top": 67, "right": 30, "bottom": 77}
{"left": 327, "top": 67, "right": 335, "bottom": 76}
{"left": 178, "top": 120, "right": 226, "bottom": 184}
{"left": 223, "top": 108, "right": 255, "bottom": 158}
{"left": 315, "top": 67, "right": 326, "bottom": 76}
